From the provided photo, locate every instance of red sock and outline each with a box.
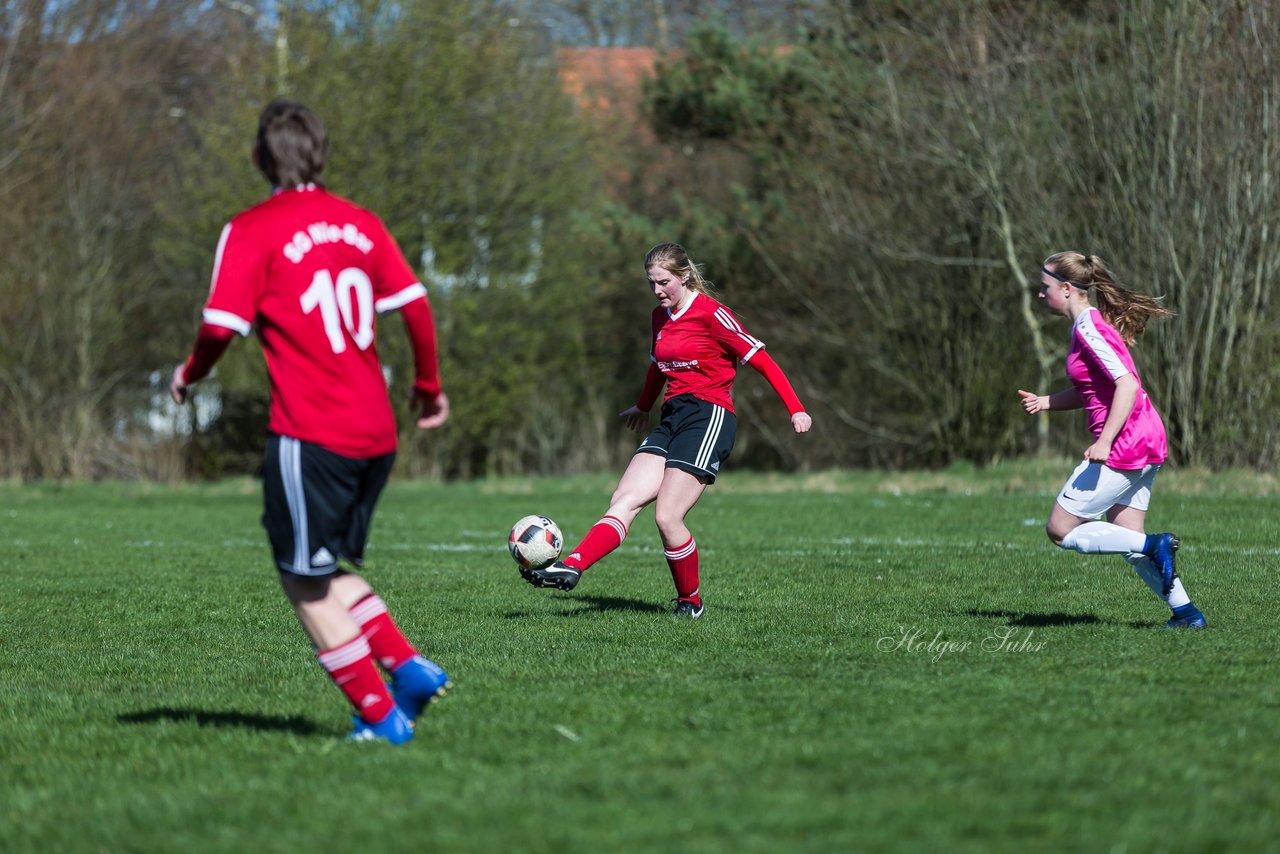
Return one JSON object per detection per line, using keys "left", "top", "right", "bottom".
{"left": 562, "top": 515, "right": 628, "bottom": 570}
{"left": 665, "top": 536, "right": 701, "bottom": 605}
{"left": 317, "top": 635, "right": 396, "bottom": 724}
{"left": 349, "top": 594, "right": 418, "bottom": 672}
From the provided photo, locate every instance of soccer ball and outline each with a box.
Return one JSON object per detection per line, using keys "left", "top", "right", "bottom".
{"left": 508, "top": 514, "right": 563, "bottom": 571}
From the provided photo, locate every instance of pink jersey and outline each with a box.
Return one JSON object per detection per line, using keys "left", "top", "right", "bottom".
{"left": 1066, "top": 308, "right": 1168, "bottom": 469}
{"left": 202, "top": 186, "right": 428, "bottom": 457}
{"left": 650, "top": 293, "right": 764, "bottom": 413}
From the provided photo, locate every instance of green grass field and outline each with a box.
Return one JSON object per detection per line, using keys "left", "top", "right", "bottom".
{"left": 2, "top": 464, "right": 1277, "bottom": 852}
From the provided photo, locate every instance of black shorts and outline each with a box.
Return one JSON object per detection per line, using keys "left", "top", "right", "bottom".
{"left": 262, "top": 435, "right": 395, "bottom": 576}
{"left": 636, "top": 394, "right": 737, "bottom": 483}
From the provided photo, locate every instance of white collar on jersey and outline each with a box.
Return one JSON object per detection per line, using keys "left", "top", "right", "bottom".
{"left": 668, "top": 290, "right": 699, "bottom": 320}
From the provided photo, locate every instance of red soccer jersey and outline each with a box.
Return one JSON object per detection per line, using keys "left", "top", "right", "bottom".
{"left": 202, "top": 186, "right": 429, "bottom": 457}
{"left": 650, "top": 292, "right": 764, "bottom": 413}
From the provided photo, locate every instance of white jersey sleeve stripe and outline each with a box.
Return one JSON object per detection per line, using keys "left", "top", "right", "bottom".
{"left": 208, "top": 223, "right": 232, "bottom": 297}
{"left": 374, "top": 283, "right": 427, "bottom": 314}
{"left": 202, "top": 308, "right": 253, "bottom": 337}
{"left": 1077, "top": 310, "right": 1130, "bottom": 380}
{"left": 713, "top": 306, "right": 765, "bottom": 361}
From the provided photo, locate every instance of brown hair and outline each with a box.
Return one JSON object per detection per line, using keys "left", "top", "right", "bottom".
{"left": 1043, "top": 251, "right": 1173, "bottom": 343}
{"left": 644, "top": 242, "right": 716, "bottom": 296}
{"left": 255, "top": 100, "right": 328, "bottom": 188}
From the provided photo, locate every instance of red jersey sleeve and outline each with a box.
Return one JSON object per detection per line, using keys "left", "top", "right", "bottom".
{"left": 635, "top": 363, "right": 665, "bottom": 412}
{"left": 401, "top": 298, "right": 442, "bottom": 397}
{"left": 362, "top": 215, "right": 441, "bottom": 395}
{"left": 706, "top": 302, "right": 765, "bottom": 363}
{"left": 748, "top": 351, "right": 805, "bottom": 416}
{"left": 367, "top": 216, "right": 426, "bottom": 314}
{"left": 182, "top": 323, "right": 236, "bottom": 385}
{"left": 202, "top": 221, "right": 263, "bottom": 336}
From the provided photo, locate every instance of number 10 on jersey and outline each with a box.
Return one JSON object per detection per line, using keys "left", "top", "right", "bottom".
{"left": 301, "top": 267, "right": 375, "bottom": 354}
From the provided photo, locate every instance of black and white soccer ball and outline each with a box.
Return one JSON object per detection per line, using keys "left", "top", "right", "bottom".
{"left": 507, "top": 514, "right": 564, "bottom": 571}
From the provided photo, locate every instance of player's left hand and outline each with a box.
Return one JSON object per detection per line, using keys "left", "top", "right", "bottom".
{"left": 618, "top": 405, "right": 649, "bottom": 433}
{"left": 169, "top": 364, "right": 189, "bottom": 404}
{"left": 1083, "top": 439, "right": 1111, "bottom": 463}
{"left": 415, "top": 390, "right": 450, "bottom": 430}
{"left": 791, "top": 412, "right": 812, "bottom": 433}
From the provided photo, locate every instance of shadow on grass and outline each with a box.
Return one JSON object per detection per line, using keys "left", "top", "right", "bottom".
{"left": 966, "top": 609, "right": 1102, "bottom": 627}
{"left": 118, "top": 708, "right": 323, "bottom": 736}
{"left": 504, "top": 594, "right": 669, "bottom": 618}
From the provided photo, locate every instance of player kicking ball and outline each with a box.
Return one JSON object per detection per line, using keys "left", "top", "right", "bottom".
{"left": 172, "top": 100, "right": 452, "bottom": 743}
{"left": 523, "top": 242, "right": 812, "bottom": 617}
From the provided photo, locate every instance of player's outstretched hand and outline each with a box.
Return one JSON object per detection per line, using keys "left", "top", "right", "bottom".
{"left": 1017, "top": 389, "right": 1048, "bottom": 415}
{"left": 791, "top": 412, "right": 812, "bottom": 433}
{"left": 415, "top": 390, "right": 450, "bottom": 430}
{"left": 169, "top": 364, "right": 189, "bottom": 405}
{"left": 619, "top": 405, "right": 649, "bottom": 433}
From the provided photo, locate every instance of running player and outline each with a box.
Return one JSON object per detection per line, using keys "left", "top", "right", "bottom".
{"left": 522, "top": 242, "right": 813, "bottom": 617}
{"left": 170, "top": 100, "right": 452, "bottom": 743}
{"left": 1018, "top": 251, "right": 1207, "bottom": 629}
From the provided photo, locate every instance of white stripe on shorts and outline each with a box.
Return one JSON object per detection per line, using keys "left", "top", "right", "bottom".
{"left": 694, "top": 405, "right": 725, "bottom": 471}
{"left": 280, "top": 436, "right": 309, "bottom": 573}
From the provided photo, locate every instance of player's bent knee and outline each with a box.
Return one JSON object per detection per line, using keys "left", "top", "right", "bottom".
{"left": 653, "top": 510, "right": 685, "bottom": 541}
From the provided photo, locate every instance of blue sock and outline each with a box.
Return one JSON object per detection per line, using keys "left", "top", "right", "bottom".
{"left": 1172, "top": 602, "right": 1201, "bottom": 618}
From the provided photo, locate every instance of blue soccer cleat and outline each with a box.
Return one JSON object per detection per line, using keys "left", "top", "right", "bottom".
{"left": 347, "top": 706, "right": 415, "bottom": 744}
{"left": 1143, "top": 532, "right": 1180, "bottom": 597}
{"left": 390, "top": 655, "right": 451, "bottom": 721}
{"left": 1164, "top": 604, "right": 1207, "bottom": 630}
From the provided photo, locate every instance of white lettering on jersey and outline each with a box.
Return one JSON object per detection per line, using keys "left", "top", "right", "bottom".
{"left": 657, "top": 359, "right": 699, "bottom": 371}
{"left": 283, "top": 221, "right": 375, "bottom": 264}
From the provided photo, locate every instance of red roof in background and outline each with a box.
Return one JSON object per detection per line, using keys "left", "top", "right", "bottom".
{"left": 557, "top": 46, "right": 657, "bottom": 121}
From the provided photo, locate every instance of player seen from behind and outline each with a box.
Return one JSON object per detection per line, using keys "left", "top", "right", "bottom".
{"left": 171, "top": 100, "right": 452, "bottom": 743}
{"left": 522, "top": 242, "right": 813, "bottom": 617}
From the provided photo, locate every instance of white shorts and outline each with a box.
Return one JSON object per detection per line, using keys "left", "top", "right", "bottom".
{"left": 1055, "top": 460, "right": 1160, "bottom": 519}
